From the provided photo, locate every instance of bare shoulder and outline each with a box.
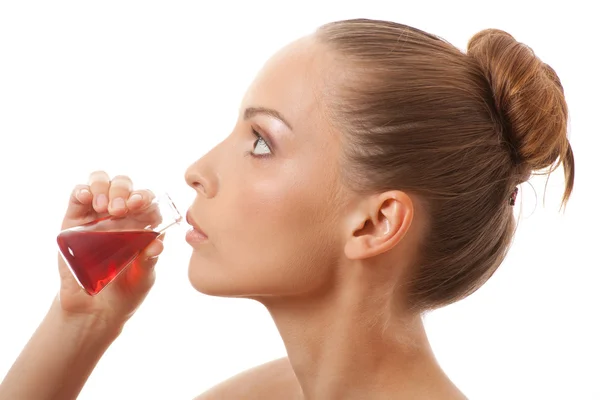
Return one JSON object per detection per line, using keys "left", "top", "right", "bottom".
{"left": 194, "top": 357, "right": 300, "bottom": 400}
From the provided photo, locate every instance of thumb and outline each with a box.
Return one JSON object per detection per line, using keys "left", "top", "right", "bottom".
{"left": 120, "top": 239, "right": 163, "bottom": 293}
{"left": 117, "top": 234, "right": 164, "bottom": 293}
{"left": 138, "top": 234, "right": 165, "bottom": 269}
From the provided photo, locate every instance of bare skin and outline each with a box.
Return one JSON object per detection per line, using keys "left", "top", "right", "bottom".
{"left": 186, "top": 35, "right": 465, "bottom": 399}
{"left": 0, "top": 34, "right": 466, "bottom": 399}
{"left": 0, "top": 174, "right": 163, "bottom": 400}
{"left": 194, "top": 358, "right": 300, "bottom": 400}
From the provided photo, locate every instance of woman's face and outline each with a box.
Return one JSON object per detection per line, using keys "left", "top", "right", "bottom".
{"left": 184, "top": 35, "right": 350, "bottom": 299}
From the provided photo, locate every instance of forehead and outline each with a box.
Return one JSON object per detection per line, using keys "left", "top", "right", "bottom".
{"left": 242, "top": 35, "right": 334, "bottom": 131}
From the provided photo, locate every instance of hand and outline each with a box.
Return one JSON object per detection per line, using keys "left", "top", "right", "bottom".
{"left": 57, "top": 171, "right": 164, "bottom": 330}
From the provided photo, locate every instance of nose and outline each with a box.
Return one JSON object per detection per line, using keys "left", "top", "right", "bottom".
{"left": 185, "top": 153, "right": 218, "bottom": 199}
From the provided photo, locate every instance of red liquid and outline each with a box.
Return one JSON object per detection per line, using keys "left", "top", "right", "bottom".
{"left": 57, "top": 230, "right": 159, "bottom": 295}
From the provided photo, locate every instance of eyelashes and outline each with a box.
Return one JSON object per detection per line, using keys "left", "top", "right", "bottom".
{"left": 250, "top": 128, "right": 273, "bottom": 158}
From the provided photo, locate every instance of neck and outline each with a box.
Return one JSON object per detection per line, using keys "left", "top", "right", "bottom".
{"left": 262, "top": 273, "right": 454, "bottom": 399}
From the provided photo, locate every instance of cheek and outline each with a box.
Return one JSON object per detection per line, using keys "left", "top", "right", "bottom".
{"left": 213, "top": 161, "right": 340, "bottom": 290}
{"left": 226, "top": 174, "right": 316, "bottom": 248}
{"left": 235, "top": 158, "right": 336, "bottom": 235}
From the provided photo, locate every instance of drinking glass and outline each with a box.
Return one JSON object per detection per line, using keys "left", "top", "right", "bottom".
{"left": 57, "top": 192, "right": 182, "bottom": 295}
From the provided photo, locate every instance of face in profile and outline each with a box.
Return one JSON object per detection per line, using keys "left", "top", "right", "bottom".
{"left": 184, "top": 36, "right": 351, "bottom": 300}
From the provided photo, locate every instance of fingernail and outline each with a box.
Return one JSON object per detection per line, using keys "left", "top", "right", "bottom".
{"left": 76, "top": 188, "right": 91, "bottom": 202}
{"left": 111, "top": 197, "right": 125, "bottom": 210}
{"left": 129, "top": 193, "right": 143, "bottom": 202}
{"left": 95, "top": 194, "right": 108, "bottom": 209}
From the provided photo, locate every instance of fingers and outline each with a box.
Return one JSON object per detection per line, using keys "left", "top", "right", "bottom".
{"left": 126, "top": 189, "right": 156, "bottom": 212}
{"left": 83, "top": 171, "right": 155, "bottom": 217}
{"left": 88, "top": 170, "right": 111, "bottom": 213}
{"left": 64, "top": 171, "right": 160, "bottom": 237}
{"left": 107, "top": 175, "right": 133, "bottom": 216}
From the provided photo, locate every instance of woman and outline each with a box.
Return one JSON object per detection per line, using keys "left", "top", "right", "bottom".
{"left": 0, "top": 18, "right": 573, "bottom": 399}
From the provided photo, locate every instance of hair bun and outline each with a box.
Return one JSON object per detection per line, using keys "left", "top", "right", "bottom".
{"left": 467, "top": 29, "right": 574, "bottom": 196}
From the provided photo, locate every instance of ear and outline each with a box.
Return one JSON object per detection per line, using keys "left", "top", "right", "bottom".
{"left": 344, "top": 191, "right": 413, "bottom": 260}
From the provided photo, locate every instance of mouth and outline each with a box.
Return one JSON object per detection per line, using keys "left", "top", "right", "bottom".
{"left": 185, "top": 211, "right": 209, "bottom": 243}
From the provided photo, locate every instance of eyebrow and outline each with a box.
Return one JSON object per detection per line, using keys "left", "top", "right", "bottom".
{"left": 244, "top": 107, "right": 293, "bottom": 130}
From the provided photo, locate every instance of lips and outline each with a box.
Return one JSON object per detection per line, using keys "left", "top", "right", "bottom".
{"left": 186, "top": 211, "right": 208, "bottom": 238}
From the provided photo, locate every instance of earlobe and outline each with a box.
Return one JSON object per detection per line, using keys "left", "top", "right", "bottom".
{"left": 344, "top": 192, "right": 413, "bottom": 260}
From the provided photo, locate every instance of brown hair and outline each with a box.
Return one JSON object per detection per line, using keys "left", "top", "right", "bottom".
{"left": 316, "top": 19, "right": 574, "bottom": 311}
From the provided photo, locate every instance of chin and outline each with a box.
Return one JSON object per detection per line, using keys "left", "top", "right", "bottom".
{"left": 186, "top": 252, "right": 330, "bottom": 300}
{"left": 188, "top": 262, "right": 232, "bottom": 297}
{"left": 187, "top": 256, "right": 261, "bottom": 298}
{"left": 186, "top": 261, "right": 301, "bottom": 302}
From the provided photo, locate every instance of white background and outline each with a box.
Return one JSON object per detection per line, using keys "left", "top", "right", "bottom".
{"left": 0, "top": 1, "right": 598, "bottom": 399}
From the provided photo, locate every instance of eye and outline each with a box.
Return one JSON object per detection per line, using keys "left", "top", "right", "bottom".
{"left": 251, "top": 129, "right": 272, "bottom": 157}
